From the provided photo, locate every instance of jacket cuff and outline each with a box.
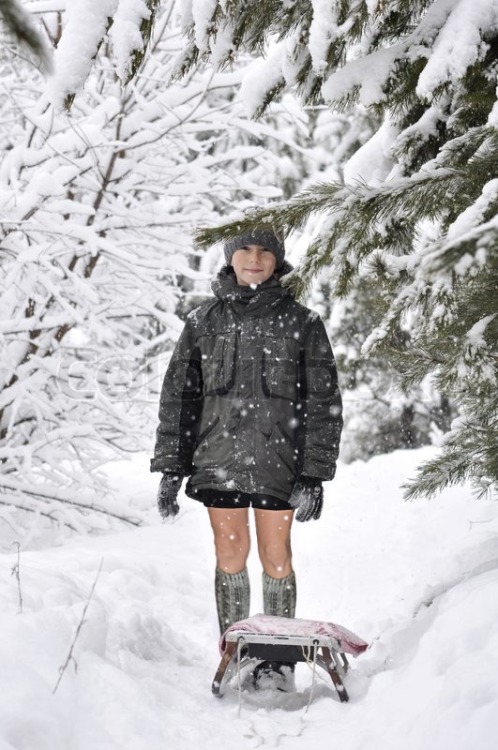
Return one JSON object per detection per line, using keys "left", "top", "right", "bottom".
{"left": 301, "top": 459, "right": 336, "bottom": 481}
{"left": 150, "top": 457, "right": 189, "bottom": 474}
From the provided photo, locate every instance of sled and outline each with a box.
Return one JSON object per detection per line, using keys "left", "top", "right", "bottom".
{"left": 212, "top": 614, "right": 368, "bottom": 703}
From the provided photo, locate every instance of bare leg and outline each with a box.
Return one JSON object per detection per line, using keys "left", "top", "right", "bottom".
{"left": 254, "top": 508, "right": 294, "bottom": 578}
{"left": 208, "top": 507, "right": 251, "bottom": 631}
{"left": 208, "top": 507, "right": 250, "bottom": 574}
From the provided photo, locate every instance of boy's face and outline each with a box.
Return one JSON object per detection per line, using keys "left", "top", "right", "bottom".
{"left": 231, "top": 244, "right": 277, "bottom": 286}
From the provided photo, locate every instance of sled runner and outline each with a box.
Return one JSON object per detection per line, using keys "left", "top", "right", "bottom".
{"left": 212, "top": 614, "right": 368, "bottom": 703}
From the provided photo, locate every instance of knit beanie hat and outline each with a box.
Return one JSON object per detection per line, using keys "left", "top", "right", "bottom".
{"left": 223, "top": 226, "right": 285, "bottom": 270}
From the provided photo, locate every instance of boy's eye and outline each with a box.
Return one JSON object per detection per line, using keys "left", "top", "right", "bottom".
{"left": 238, "top": 245, "right": 271, "bottom": 253}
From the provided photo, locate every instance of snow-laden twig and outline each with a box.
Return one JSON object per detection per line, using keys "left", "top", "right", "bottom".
{"left": 0, "top": 480, "right": 143, "bottom": 527}
{"left": 10, "top": 541, "right": 23, "bottom": 614}
{"left": 53, "top": 558, "right": 104, "bottom": 694}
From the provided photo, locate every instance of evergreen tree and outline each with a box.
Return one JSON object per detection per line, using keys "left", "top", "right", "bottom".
{"left": 187, "top": 0, "right": 498, "bottom": 499}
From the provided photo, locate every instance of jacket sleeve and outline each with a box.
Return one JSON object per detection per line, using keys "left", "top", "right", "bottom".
{"left": 300, "top": 315, "right": 343, "bottom": 481}
{"left": 150, "top": 316, "right": 203, "bottom": 475}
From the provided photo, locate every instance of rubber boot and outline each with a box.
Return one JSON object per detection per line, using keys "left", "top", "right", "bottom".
{"left": 254, "top": 571, "right": 297, "bottom": 690}
{"left": 215, "top": 567, "right": 250, "bottom": 634}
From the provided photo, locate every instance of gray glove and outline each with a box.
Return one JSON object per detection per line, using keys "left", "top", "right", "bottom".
{"left": 288, "top": 477, "right": 323, "bottom": 522}
{"left": 157, "top": 473, "right": 182, "bottom": 519}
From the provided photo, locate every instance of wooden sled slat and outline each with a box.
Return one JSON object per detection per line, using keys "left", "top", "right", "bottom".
{"left": 212, "top": 640, "right": 237, "bottom": 696}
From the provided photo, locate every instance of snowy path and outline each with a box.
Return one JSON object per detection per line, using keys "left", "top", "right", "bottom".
{"left": 1, "top": 448, "right": 497, "bottom": 750}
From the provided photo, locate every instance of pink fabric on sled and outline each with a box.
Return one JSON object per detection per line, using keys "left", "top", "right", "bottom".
{"left": 220, "top": 614, "right": 368, "bottom": 657}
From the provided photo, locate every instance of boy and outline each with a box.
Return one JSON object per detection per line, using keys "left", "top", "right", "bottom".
{"left": 151, "top": 226, "right": 342, "bottom": 688}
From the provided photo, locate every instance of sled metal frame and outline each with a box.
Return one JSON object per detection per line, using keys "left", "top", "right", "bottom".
{"left": 212, "top": 631, "right": 350, "bottom": 702}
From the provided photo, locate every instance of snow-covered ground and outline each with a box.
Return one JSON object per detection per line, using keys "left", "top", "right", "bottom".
{"left": 1, "top": 447, "right": 497, "bottom": 750}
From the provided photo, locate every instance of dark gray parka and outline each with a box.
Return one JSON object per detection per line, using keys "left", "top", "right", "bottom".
{"left": 151, "top": 267, "right": 343, "bottom": 502}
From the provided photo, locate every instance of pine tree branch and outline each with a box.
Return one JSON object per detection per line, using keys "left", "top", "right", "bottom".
{"left": 0, "top": 0, "right": 52, "bottom": 73}
{"left": 123, "top": 0, "right": 161, "bottom": 85}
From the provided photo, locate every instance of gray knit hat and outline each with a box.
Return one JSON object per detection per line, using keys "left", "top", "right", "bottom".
{"left": 224, "top": 226, "right": 285, "bottom": 269}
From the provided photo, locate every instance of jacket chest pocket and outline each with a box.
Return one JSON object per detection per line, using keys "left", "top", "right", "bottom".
{"left": 261, "top": 337, "right": 301, "bottom": 402}
{"left": 201, "top": 332, "right": 237, "bottom": 395}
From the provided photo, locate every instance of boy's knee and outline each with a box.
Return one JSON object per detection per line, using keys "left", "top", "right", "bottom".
{"left": 214, "top": 530, "right": 250, "bottom": 571}
{"left": 258, "top": 542, "right": 292, "bottom": 577}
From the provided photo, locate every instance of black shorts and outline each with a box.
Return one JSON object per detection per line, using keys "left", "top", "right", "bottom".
{"left": 197, "top": 490, "right": 290, "bottom": 511}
